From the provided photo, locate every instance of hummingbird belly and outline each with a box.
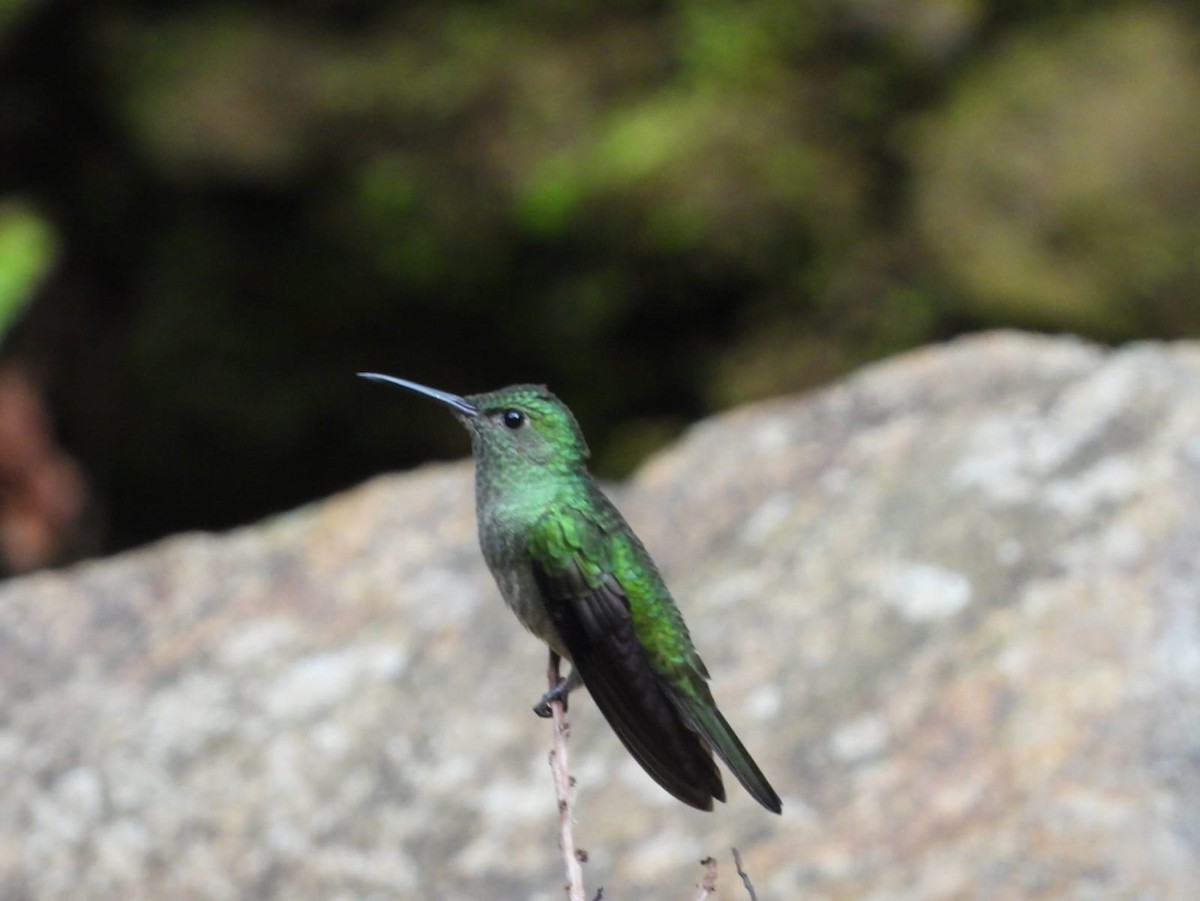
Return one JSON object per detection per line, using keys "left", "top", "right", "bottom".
{"left": 492, "top": 564, "right": 571, "bottom": 660}
{"left": 480, "top": 527, "right": 571, "bottom": 660}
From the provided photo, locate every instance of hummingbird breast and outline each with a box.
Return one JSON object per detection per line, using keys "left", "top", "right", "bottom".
{"left": 475, "top": 482, "right": 571, "bottom": 659}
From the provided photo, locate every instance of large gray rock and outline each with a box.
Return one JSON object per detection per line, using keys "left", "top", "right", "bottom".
{"left": 2, "top": 332, "right": 1199, "bottom": 898}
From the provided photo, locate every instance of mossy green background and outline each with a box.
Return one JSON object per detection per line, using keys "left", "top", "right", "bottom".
{"left": 2, "top": 0, "right": 1198, "bottom": 555}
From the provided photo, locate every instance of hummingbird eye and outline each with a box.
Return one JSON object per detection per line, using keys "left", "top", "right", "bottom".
{"left": 502, "top": 409, "right": 525, "bottom": 429}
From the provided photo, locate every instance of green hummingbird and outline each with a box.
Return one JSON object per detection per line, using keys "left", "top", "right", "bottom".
{"left": 360, "top": 374, "right": 782, "bottom": 814}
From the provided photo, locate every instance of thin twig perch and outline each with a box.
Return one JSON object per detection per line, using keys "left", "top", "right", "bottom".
{"left": 547, "top": 650, "right": 586, "bottom": 901}
{"left": 694, "top": 856, "right": 719, "bottom": 899}
{"left": 731, "top": 847, "right": 758, "bottom": 901}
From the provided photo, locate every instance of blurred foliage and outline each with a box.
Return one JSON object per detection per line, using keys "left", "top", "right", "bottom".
{"left": 3, "top": 0, "right": 1199, "bottom": 554}
{"left": 0, "top": 201, "right": 56, "bottom": 343}
{"left": 911, "top": 5, "right": 1200, "bottom": 337}
{"left": 0, "top": 0, "right": 45, "bottom": 45}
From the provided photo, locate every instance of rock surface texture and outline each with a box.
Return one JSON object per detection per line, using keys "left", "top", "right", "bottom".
{"left": 2, "top": 332, "right": 1199, "bottom": 898}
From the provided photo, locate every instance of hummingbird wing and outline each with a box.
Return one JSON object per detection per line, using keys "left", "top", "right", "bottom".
{"left": 664, "top": 675, "right": 784, "bottom": 814}
{"left": 608, "top": 538, "right": 784, "bottom": 815}
{"left": 528, "top": 505, "right": 726, "bottom": 811}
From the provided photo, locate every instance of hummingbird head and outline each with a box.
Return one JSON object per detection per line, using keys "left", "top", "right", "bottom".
{"left": 462, "top": 383, "right": 591, "bottom": 471}
{"left": 358, "top": 374, "right": 590, "bottom": 472}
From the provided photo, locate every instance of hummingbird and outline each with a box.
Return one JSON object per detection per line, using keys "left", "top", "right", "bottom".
{"left": 360, "top": 374, "right": 782, "bottom": 814}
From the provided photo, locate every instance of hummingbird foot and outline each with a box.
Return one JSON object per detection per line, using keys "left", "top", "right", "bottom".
{"left": 534, "top": 668, "right": 582, "bottom": 717}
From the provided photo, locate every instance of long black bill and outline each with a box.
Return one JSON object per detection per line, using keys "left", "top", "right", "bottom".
{"left": 357, "top": 372, "right": 479, "bottom": 417}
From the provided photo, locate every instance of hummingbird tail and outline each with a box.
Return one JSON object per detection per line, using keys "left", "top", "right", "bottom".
{"left": 677, "top": 697, "right": 783, "bottom": 814}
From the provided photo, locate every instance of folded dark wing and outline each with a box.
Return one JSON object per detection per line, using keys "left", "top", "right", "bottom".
{"left": 531, "top": 554, "right": 725, "bottom": 811}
